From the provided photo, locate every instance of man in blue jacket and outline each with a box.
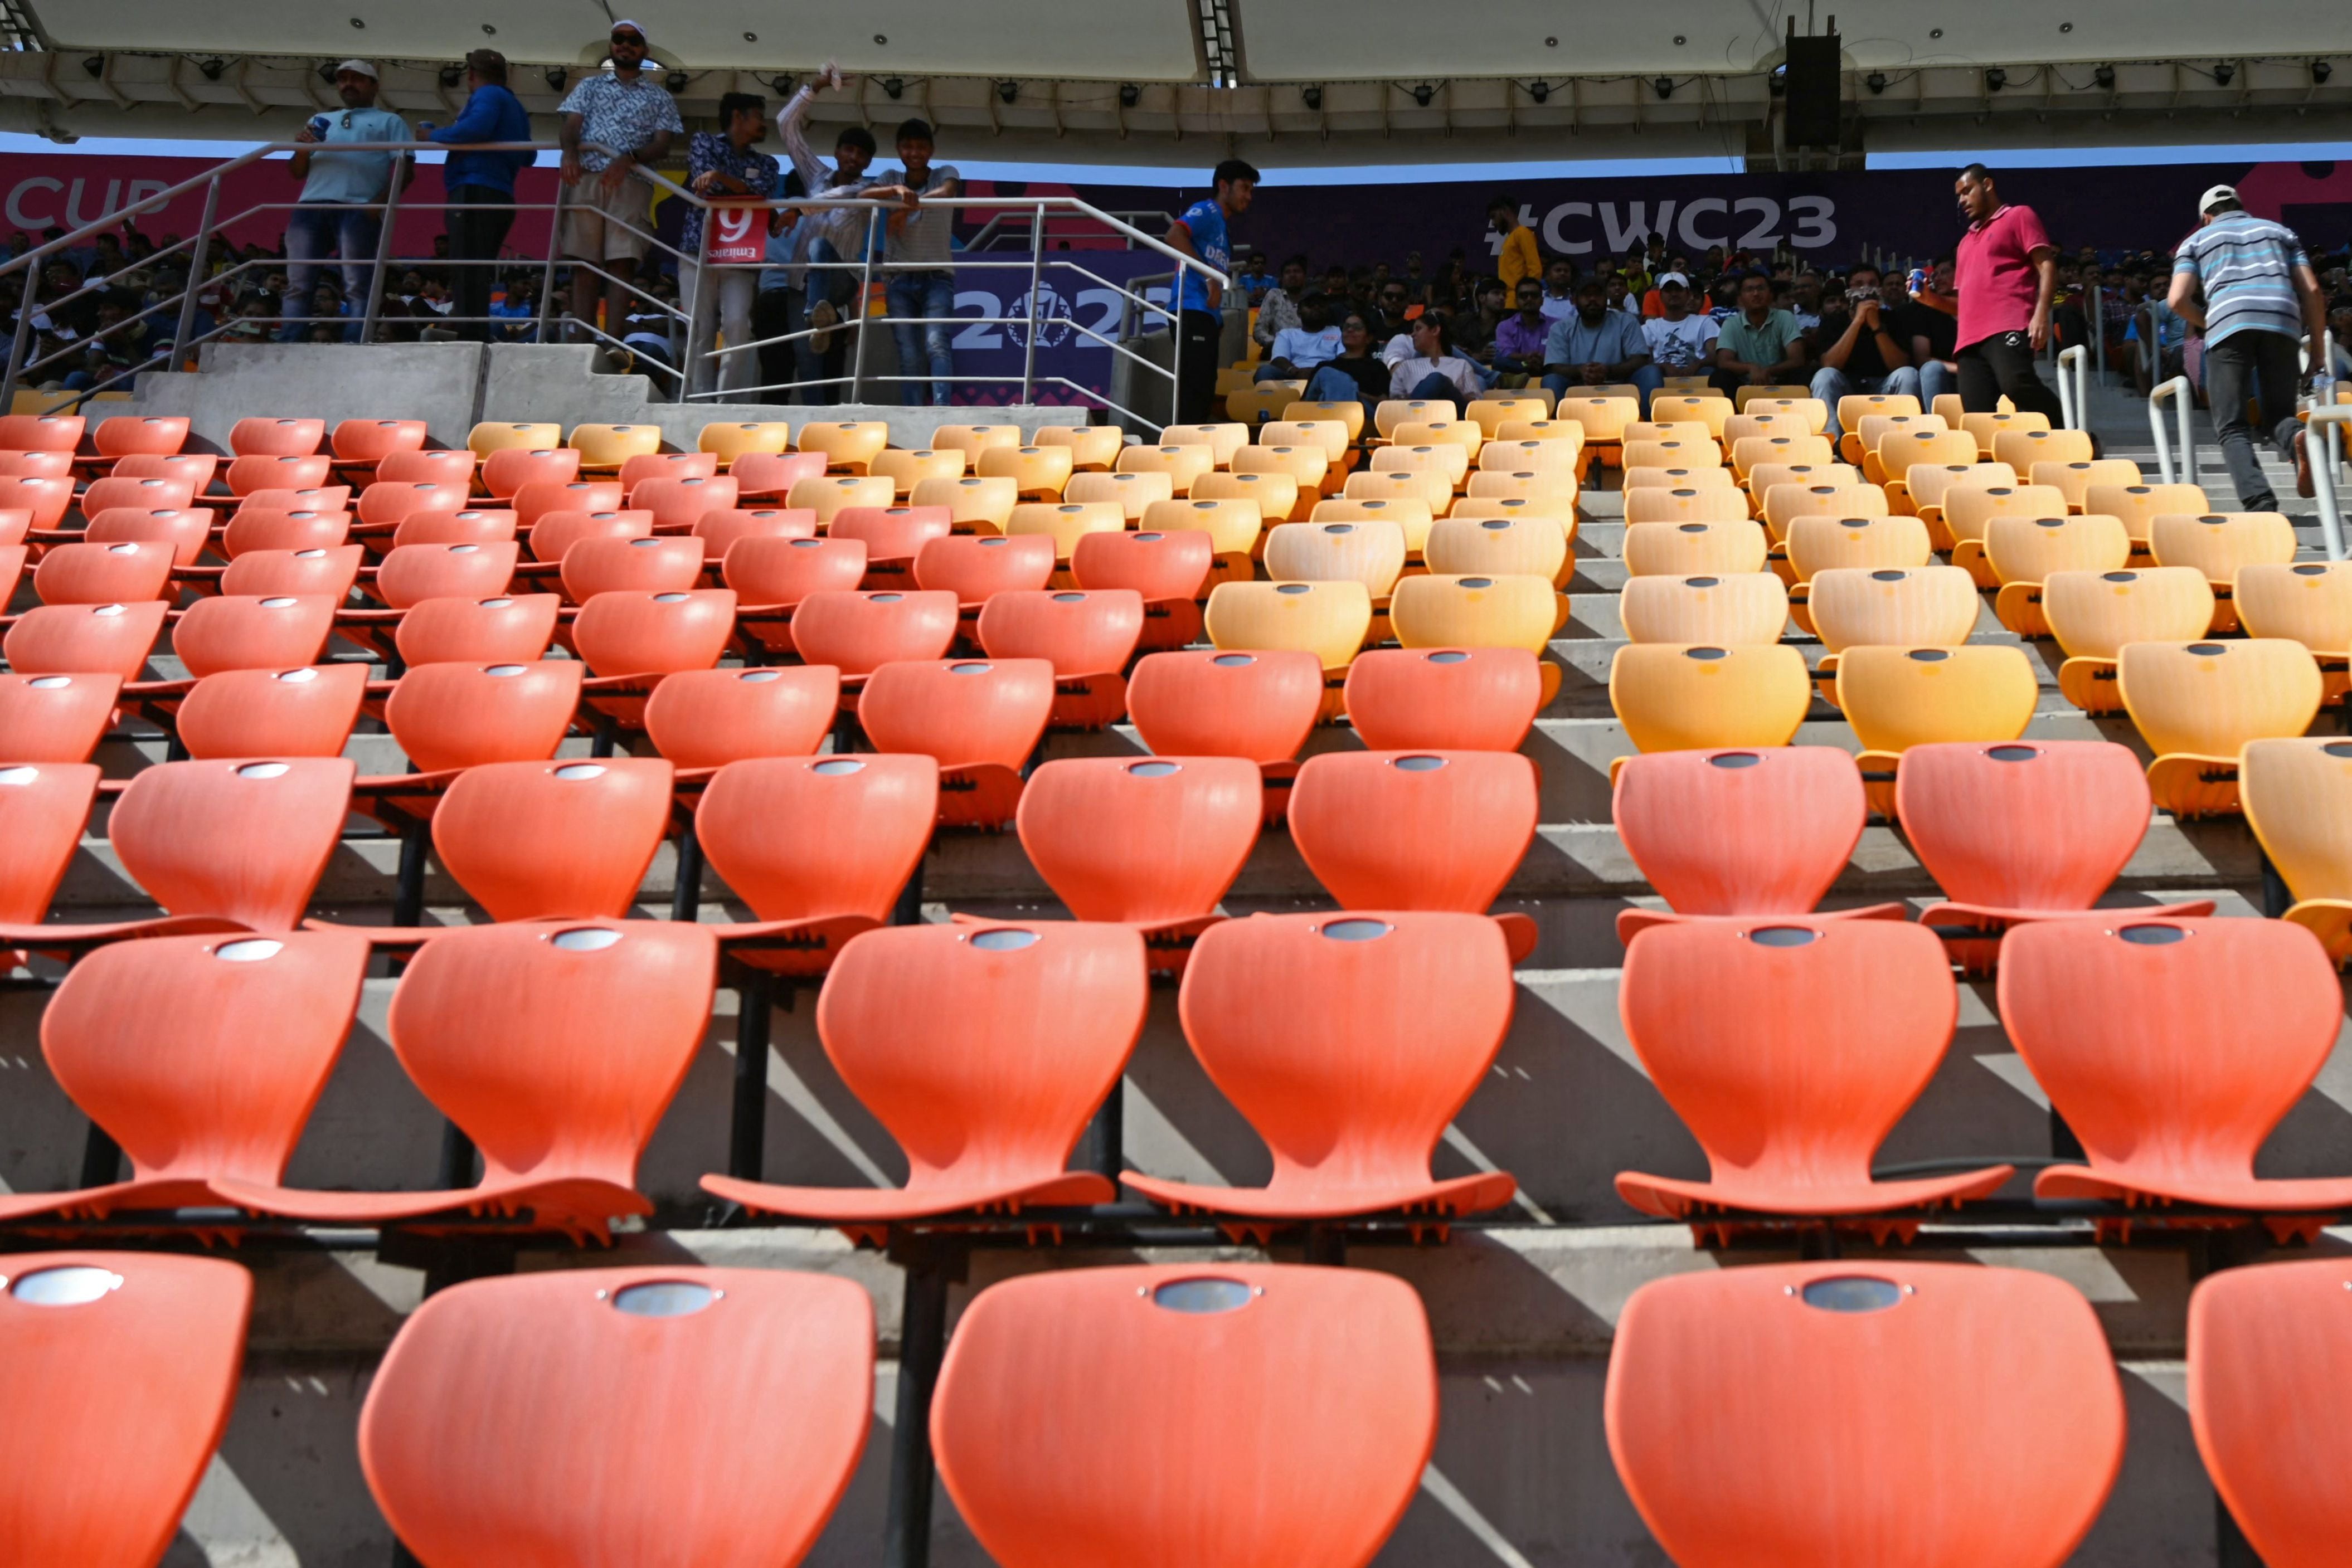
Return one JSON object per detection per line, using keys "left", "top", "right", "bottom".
{"left": 420, "top": 50, "right": 532, "bottom": 342}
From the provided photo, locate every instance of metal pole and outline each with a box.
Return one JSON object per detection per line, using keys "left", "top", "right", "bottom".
{"left": 1019, "top": 202, "right": 1044, "bottom": 404}
{"left": 2149, "top": 374, "right": 2192, "bottom": 486}
{"left": 3, "top": 255, "right": 40, "bottom": 407}
{"left": 536, "top": 175, "right": 568, "bottom": 345}
{"left": 728, "top": 968, "right": 770, "bottom": 1180}
{"left": 2307, "top": 406, "right": 2352, "bottom": 563}
{"left": 1168, "top": 261, "right": 1184, "bottom": 431}
{"left": 359, "top": 155, "right": 407, "bottom": 342}
{"left": 682, "top": 207, "right": 713, "bottom": 400}
{"left": 849, "top": 206, "right": 877, "bottom": 403}
{"left": 883, "top": 1262, "right": 950, "bottom": 1568}
{"left": 170, "top": 173, "right": 222, "bottom": 371}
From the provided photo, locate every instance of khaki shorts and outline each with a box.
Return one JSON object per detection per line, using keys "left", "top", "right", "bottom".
{"left": 561, "top": 169, "right": 652, "bottom": 262}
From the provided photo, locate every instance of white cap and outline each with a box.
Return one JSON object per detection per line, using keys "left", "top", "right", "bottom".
{"left": 334, "top": 59, "right": 377, "bottom": 79}
{"left": 610, "top": 18, "right": 648, "bottom": 41}
{"left": 2199, "top": 183, "right": 2238, "bottom": 214}
{"left": 1656, "top": 271, "right": 1690, "bottom": 288}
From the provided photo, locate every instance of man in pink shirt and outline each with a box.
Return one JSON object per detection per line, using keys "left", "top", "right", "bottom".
{"left": 1952, "top": 164, "right": 2065, "bottom": 421}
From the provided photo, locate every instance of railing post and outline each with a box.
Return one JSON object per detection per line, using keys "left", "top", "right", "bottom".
{"left": 849, "top": 205, "right": 877, "bottom": 404}
{"left": 1019, "top": 203, "right": 1045, "bottom": 405}
{"left": 2148, "top": 374, "right": 2194, "bottom": 487}
{"left": 536, "top": 173, "right": 568, "bottom": 346}
{"left": 2056, "top": 345, "right": 2087, "bottom": 431}
{"left": 681, "top": 215, "right": 713, "bottom": 400}
{"left": 2307, "top": 406, "right": 2352, "bottom": 563}
{"left": 2, "top": 254, "right": 40, "bottom": 407}
{"left": 359, "top": 154, "right": 407, "bottom": 343}
{"left": 169, "top": 174, "right": 223, "bottom": 372}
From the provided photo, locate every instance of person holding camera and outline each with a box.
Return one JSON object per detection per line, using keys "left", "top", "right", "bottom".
{"left": 1810, "top": 262, "right": 1921, "bottom": 439}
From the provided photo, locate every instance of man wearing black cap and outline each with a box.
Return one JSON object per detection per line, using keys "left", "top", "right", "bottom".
{"left": 557, "top": 20, "right": 683, "bottom": 348}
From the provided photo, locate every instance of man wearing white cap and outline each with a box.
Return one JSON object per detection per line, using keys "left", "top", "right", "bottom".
{"left": 2170, "top": 183, "right": 2328, "bottom": 508}
{"left": 283, "top": 59, "right": 410, "bottom": 342}
{"left": 557, "top": 20, "right": 684, "bottom": 348}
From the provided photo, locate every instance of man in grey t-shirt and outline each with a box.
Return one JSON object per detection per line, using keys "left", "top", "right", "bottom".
{"left": 872, "top": 117, "right": 962, "bottom": 407}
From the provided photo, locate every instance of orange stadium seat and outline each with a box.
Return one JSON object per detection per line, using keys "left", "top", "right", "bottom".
{"left": 2190, "top": 1258, "right": 2352, "bottom": 1568}
{"left": 1069, "top": 528, "right": 1216, "bottom": 648}
{"left": 175, "top": 664, "right": 368, "bottom": 761}
{"left": 230, "top": 416, "right": 325, "bottom": 457}
{"left": 0, "top": 671, "right": 120, "bottom": 762}
{"left": 1342, "top": 646, "right": 1543, "bottom": 752}
{"left": 642, "top": 666, "right": 840, "bottom": 773}
{"left": 860, "top": 658, "right": 1054, "bottom": 829}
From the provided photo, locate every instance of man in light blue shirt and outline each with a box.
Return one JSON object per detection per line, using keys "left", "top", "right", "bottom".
{"left": 1542, "top": 276, "right": 1658, "bottom": 410}
{"left": 2169, "top": 183, "right": 2327, "bottom": 508}
{"left": 1255, "top": 293, "right": 1342, "bottom": 382}
{"left": 283, "top": 60, "right": 410, "bottom": 343}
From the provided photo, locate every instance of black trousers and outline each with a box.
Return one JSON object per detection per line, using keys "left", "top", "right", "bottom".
{"left": 751, "top": 286, "right": 796, "bottom": 405}
{"left": 1175, "top": 309, "right": 1222, "bottom": 425}
{"left": 2204, "top": 329, "right": 2306, "bottom": 509}
{"left": 1956, "top": 329, "right": 2066, "bottom": 421}
{"left": 445, "top": 184, "right": 516, "bottom": 343}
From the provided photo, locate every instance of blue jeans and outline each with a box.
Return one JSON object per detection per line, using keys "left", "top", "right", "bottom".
{"left": 1541, "top": 362, "right": 1663, "bottom": 413}
{"left": 1304, "top": 364, "right": 1378, "bottom": 418}
{"left": 1810, "top": 364, "right": 1925, "bottom": 437}
{"left": 1400, "top": 371, "right": 1462, "bottom": 415}
{"left": 1919, "top": 360, "right": 1957, "bottom": 407}
{"left": 886, "top": 270, "right": 955, "bottom": 407}
{"left": 281, "top": 202, "right": 381, "bottom": 343}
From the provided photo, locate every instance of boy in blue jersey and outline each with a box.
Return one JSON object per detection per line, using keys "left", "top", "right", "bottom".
{"left": 1163, "top": 157, "right": 1257, "bottom": 423}
{"left": 2170, "top": 184, "right": 2328, "bottom": 507}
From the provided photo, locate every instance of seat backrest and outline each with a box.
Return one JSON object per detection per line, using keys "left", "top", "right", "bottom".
{"left": 177, "top": 663, "right": 368, "bottom": 760}
{"left": 386, "top": 659, "right": 584, "bottom": 773}
{"left": 976, "top": 588, "right": 1145, "bottom": 676}
{"left": 558, "top": 535, "right": 706, "bottom": 603}
{"left": 226, "top": 454, "right": 336, "bottom": 497}
{"left": 2032, "top": 457, "right": 2142, "bottom": 510}
{"left": 331, "top": 417, "right": 427, "bottom": 462}
{"left": 1388, "top": 573, "right": 1557, "bottom": 654}
{"left": 721, "top": 534, "right": 867, "bottom": 605}
{"left": 1126, "top": 649, "right": 1323, "bottom": 763}
{"left": 1942, "top": 484, "right": 2074, "bottom": 545}
{"left": 527, "top": 508, "right": 654, "bottom": 564}
{"left": 1624, "top": 918, "right": 1957, "bottom": 1192}
{"left": 619, "top": 451, "right": 721, "bottom": 493}
{"left": 913, "top": 532, "right": 1057, "bottom": 603}
{"left": 0, "top": 674, "right": 119, "bottom": 764}
{"left": 570, "top": 589, "right": 738, "bottom": 678}
{"left": 1607, "top": 1260, "right": 2122, "bottom": 1568}
{"left": 387, "top": 919, "right": 716, "bottom": 1192}
{"left": 2240, "top": 737, "right": 2352, "bottom": 904}
{"left": 829, "top": 504, "right": 953, "bottom": 564}
{"left": 1805, "top": 566, "right": 1979, "bottom": 654}
{"left": 86, "top": 505, "right": 214, "bottom": 567}
{"left": 2042, "top": 567, "right": 2215, "bottom": 659}
{"left": 1067, "top": 528, "right": 1214, "bottom": 603}
{"left": 788, "top": 590, "right": 959, "bottom": 676}
{"left": 2117, "top": 639, "right": 2322, "bottom": 757}
{"left": 468, "top": 420, "right": 563, "bottom": 459}
{"left": 642, "top": 666, "right": 839, "bottom": 769}
{"left": 479, "top": 445, "right": 582, "bottom": 500}
{"left": 1621, "top": 520, "right": 1767, "bottom": 578}
{"left": 1425, "top": 515, "right": 1569, "bottom": 584}
{"left": 1017, "top": 756, "right": 1261, "bottom": 924}
{"left": 512, "top": 480, "right": 625, "bottom": 530}
{"left": 2189, "top": 1258, "right": 2352, "bottom": 1568}
{"left": 691, "top": 507, "right": 818, "bottom": 563}
{"left": 360, "top": 1265, "right": 872, "bottom": 1568}
{"left": 695, "top": 754, "right": 938, "bottom": 923}
{"left": 1610, "top": 642, "right": 1811, "bottom": 753}
{"left": 432, "top": 758, "right": 674, "bottom": 921}
{"left": 1614, "top": 748, "right": 1863, "bottom": 918}
{"left": 1289, "top": 751, "right": 1536, "bottom": 913}
{"left": 373, "top": 450, "right": 476, "bottom": 489}
{"left": 1834, "top": 645, "right": 2038, "bottom": 755}
{"left": 392, "top": 593, "right": 560, "bottom": 667}
{"left": 0, "top": 760, "right": 99, "bottom": 923}
{"left": 1784, "top": 514, "right": 1932, "bottom": 583}
{"left": 2148, "top": 511, "right": 2298, "bottom": 584}
{"left": 1263, "top": 520, "right": 1407, "bottom": 596}
{"left": 45, "top": 931, "right": 368, "bottom": 1190}
{"left": 1896, "top": 739, "right": 2155, "bottom": 912}
{"left": 220, "top": 506, "right": 353, "bottom": 560}
{"left": 1186, "top": 910, "right": 1513, "bottom": 1194}
{"left": 3, "top": 599, "right": 169, "bottom": 682}
{"left": 0, "top": 1251, "right": 252, "bottom": 1568}
{"left": 375, "top": 540, "right": 521, "bottom": 609}
{"left": 111, "top": 757, "right": 356, "bottom": 930}
{"left": 1004, "top": 500, "right": 1126, "bottom": 561}
{"left": 230, "top": 416, "right": 324, "bottom": 456}
{"left": 2086, "top": 481, "right": 2211, "bottom": 542}
{"left": 935, "top": 1260, "right": 1435, "bottom": 1568}
{"left": 1624, "top": 486, "right": 1750, "bottom": 527}
{"left": 1617, "top": 573, "right": 1789, "bottom": 645}
{"left": 1982, "top": 512, "right": 2130, "bottom": 585}
{"left": 1999, "top": 917, "right": 2342, "bottom": 1190}
{"left": 84, "top": 475, "right": 196, "bottom": 516}
{"left": 169, "top": 593, "right": 338, "bottom": 679}
{"left": 219, "top": 546, "right": 365, "bottom": 601}
{"left": 390, "top": 508, "right": 518, "bottom": 550}
{"left": 1063, "top": 469, "right": 1175, "bottom": 517}
{"left": 859, "top": 658, "right": 1054, "bottom": 773}
{"left": 817, "top": 920, "right": 1146, "bottom": 1196}
{"left": 2236, "top": 561, "right": 2352, "bottom": 652}
{"left": 33, "top": 539, "right": 176, "bottom": 606}
{"left": 628, "top": 474, "right": 738, "bottom": 533}
{"left": 1342, "top": 647, "right": 1542, "bottom": 752}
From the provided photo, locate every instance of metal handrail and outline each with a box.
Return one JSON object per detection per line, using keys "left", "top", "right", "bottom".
{"left": 2310, "top": 404, "right": 2352, "bottom": 563}
{"left": 2055, "top": 344, "right": 2089, "bottom": 431}
{"left": 2148, "top": 374, "right": 2198, "bottom": 487}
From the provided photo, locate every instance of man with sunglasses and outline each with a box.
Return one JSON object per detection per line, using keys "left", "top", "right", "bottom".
{"left": 557, "top": 20, "right": 683, "bottom": 348}
{"left": 284, "top": 60, "right": 410, "bottom": 343}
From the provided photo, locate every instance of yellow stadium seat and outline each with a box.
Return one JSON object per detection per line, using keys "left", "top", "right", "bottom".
{"left": 1374, "top": 399, "right": 1451, "bottom": 439}
{"left": 2086, "top": 483, "right": 2212, "bottom": 554}
{"left": 1760, "top": 480, "right": 1887, "bottom": 542}
{"left": 2030, "top": 458, "right": 2144, "bottom": 513}
{"left": 1836, "top": 644, "right": 2039, "bottom": 802}
{"left": 1005, "top": 500, "right": 1126, "bottom": 562}
{"left": 2044, "top": 566, "right": 2218, "bottom": 712}
{"left": 1190, "top": 469, "right": 1300, "bottom": 524}
{"left": 469, "top": 421, "right": 561, "bottom": 458}
{"left": 1625, "top": 486, "right": 1753, "bottom": 527}
{"left": 872, "top": 447, "right": 969, "bottom": 497}
{"left": 1722, "top": 412, "right": 1811, "bottom": 449}
{"left": 697, "top": 420, "right": 794, "bottom": 468}
{"left": 1961, "top": 410, "right": 2051, "bottom": 459}
{"left": 1140, "top": 496, "right": 1264, "bottom": 573}
{"left": 1476, "top": 384, "right": 1556, "bottom": 413}
{"left": 568, "top": 422, "right": 664, "bottom": 471}
{"left": 1984, "top": 513, "right": 2131, "bottom": 637}
{"left": 930, "top": 423, "right": 1025, "bottom": 462}
{"left": 1834, "top": 394, "right": 1922, "bottom": 445}
{"left": 1464, "top": 469, "right": 1581, "bottom": 512}
{"left": 1391, "top": 421, "right": 1484, "bottom": 464}
{"left": 1444, "top": 496, "right": 1576, "bottom": 547}
{"left": 1783, "top": 515, "right": 1935, "bottom": 632}
{"left": 1030, "top": 425, "right": 1126, "bottom": 472}
{"left": 1609, "top": 642, "right": 1812, "bottom": 763}
{"left": 1733, "top": 383, "right": 1812, "bottom": 410}
{"left": 1994, "top": 427, "right": 2095, "bottom": 473}
{"left": 910, "top": 474, "right": 1020, "bottom": 534}
{"left": 1621, "top": 421, "right": 1720, "bottom": 448}
{"left": 1162, "top": 422, "right": 1251, "bottom": 467}
{"left": 1868, "top": 427, "right": 1977, "bottom": 491}
{"left": 1554, "top": 396, "right": 1642, "bottom": 460}
{"left": 2120, "top": 639, "right": 2323, "bottom": 817}
{"left": 1844, "top": 412, "right": 1946, "bottom": 469}
{"left": 1279, "top": 401, "right": 1367, "bottom": 443}
{"left": 1344, "top": 469, "right": 1440, "bottom": 504}
{"left": 794, "top": 420, "right": 892, "bottom": 473}
{"left": 1117, "top": 442, "right": 1218, "bottom": 496}
{"left": 1265, "top": 519, "right": 1408, "bottom": 598}
{"left": 1494, "top": 420, "right": 1586, "bottom": 449}
{"left": 1063, "top": 469, "right": 1175, "bottom": 519}
{"left": 789, "top": 473, "right": 897, "bottom": 525}
{"left": 1806, "top": 564, "right": 1982, "bottom": 684}
{"left": 1622, "top": 438, "right": 1724, "bottom": 471}
{"left": 1204, "top": 580, "right": 1374, "bottom": 689}
{"left": 1729, "top": 435, "right": 1836, "bottom": 483}
{"left": 1647, "top": 395, "right": 1733, "bottom": 438}
{"left": 1905, "top": 462, "right": 2019, "bottom": 542}
{"left": 1742, "top": 397, "right": 1830, "bottom": 434}
{"left": 1479, "top": 439, "right": 1582, "bottom": 476}
{"left": 1621, "top": 465, "right": 1737, "bottom": 491}
{"left": 1425, "top": 514, "right": 1573, "bottom": 587}
{"left": 2241, "top": 738, "right": 2352, "bottom": 959}
{"left": 1622, "top": 519, "right": 1769, "bottom": 577}
{"left": 1260, "top": 420, "right": 1351, "bottom": 464}
{"left": 1389, "top": 573, "right": 1563, "bottom": 656}
{"left": 2147, "top": 511, "right": 2298, "bottom": 633}
{"left": 1619, "top": 572, "right": 1790, "bottom": 645}
{"left": 1369, "top": 442, "right": 1469, "bottom": 491}
{"left": 1655, "top": 376, "right": 1714, "bottom": 395}
{"left": 1310, "top": 497, "right": 1435, "bottom": 554}
{"left": 1944, "top": 484, "right": 2074, "bottom": 585}
{"left": 978, "top": 444, "right": 1078, "bottom": 500}
{"left": 2237, "top": 561, "right": 2352, "bottom": 706}
{"left": 1225, "top": 382, "right": 1306, "bottom": 426}
{"left": 1931, "top": 393, "right": 1967, "bottom": 425}
{"left": 1469, "top": 397, "right": 1553, "bottom": 437}
{"left": 1232, "top": 444, "right": 1333, "bottom": 506}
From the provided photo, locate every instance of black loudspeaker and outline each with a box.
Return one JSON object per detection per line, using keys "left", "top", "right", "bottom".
{"left": 1782, "top": 33, "right": 1844, "bottom": 147}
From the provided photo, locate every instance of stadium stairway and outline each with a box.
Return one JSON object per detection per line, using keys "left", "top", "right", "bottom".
{"left": 0, "top": 355, "right": 2338, "bottom": 1565}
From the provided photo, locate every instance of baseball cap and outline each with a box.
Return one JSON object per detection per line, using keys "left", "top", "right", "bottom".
{"left": 1656, "top": 271, "right": 1690, "bottom": 288}
{"left": 2199, "top": 183, "right": 2238, "bottom": 214}
{"left": 611, "top": 18, "right": 648, "bottom": 40}
{"left": 334, "top": 59, "right": 378, "bottom": 79}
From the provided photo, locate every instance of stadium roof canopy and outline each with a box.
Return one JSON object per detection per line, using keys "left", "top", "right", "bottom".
{"left": 0, "top": 0, "right": 2345, "bottom": 167}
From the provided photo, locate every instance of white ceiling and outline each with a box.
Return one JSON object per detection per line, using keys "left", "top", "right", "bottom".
{"left": 21, "top": 0, "right": 2351, "bottom": 78}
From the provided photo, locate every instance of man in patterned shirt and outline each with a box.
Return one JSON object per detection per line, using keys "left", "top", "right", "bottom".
{"left": 556, "top": 20, "right": 683, "bottom": 348}
{"left": 775, "top": 64, "right": 886, "bottom": 397}
{"left": 680, "top": 91, "right": 776, "bottom": 396}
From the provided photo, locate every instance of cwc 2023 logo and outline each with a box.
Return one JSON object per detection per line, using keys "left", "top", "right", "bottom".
{"left": 1002, "top": 281, "right": 1075, "bottom": 351}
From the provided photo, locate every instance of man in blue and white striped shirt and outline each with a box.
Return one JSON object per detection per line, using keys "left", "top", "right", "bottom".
{"left": 2170, "top": 184, "right": 2327, "bottom": 508}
